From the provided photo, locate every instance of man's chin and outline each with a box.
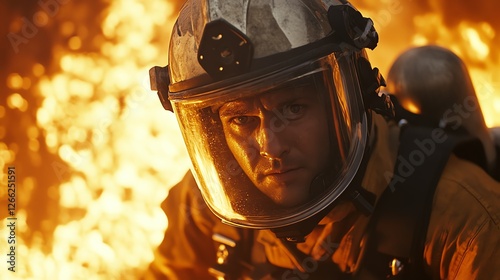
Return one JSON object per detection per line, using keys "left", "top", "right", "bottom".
{"left": 269, "top": 186, "right": 311, "bottom": 208}
{"left": 253, "top": 176, "right": 312, "bottom": 207}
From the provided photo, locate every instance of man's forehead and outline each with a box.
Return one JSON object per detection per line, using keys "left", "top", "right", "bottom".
{"left": 220, "top": 85, "right": 311, "bottom": 111}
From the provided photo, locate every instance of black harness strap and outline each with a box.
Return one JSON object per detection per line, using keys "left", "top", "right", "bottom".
{"left": 494, "top": 144, "right": 500, "bottom": 181}
{"left": 354, "top": 124, "right": 480, "bottom": 279}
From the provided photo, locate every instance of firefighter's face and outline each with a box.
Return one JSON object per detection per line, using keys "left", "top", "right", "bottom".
{"left": 219, "top": 85, "right": 331, "bottom": 207}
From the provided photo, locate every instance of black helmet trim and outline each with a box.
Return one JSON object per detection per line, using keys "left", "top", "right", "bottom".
{"left": 197, "top": 19, "right": 254, "bottom": 81}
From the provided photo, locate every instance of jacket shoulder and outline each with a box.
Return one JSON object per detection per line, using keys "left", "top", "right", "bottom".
{"left": 161, "top": 170, "right": 220, "bottom": 229}
{"left": 437, "top": 154, "right": 500, "bottom": 225}
{"left": 425, "top": 155, "right": 500, "bottom": 279}
{"left": 145, "top": 171, "right": 223, "bottom": 279}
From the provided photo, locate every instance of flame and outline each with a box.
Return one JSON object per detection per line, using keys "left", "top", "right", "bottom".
{"left": 0, "top": 1, "right": 499, "bottom": 280}
{"left": 2, "top": 0, "right": 190, "bottom": 279}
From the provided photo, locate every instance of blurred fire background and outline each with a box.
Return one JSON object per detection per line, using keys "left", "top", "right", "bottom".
{"left": 0, "top": 0, "right": 498, "bottom": 279}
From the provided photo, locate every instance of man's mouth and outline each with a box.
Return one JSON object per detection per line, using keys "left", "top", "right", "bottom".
{"left": 263, "top": 167, "right": 301, "bottom": 176}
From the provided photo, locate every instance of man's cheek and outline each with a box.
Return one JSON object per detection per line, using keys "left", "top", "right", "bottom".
{"left": 237, "top": 143, "right": 259, "bottom": 165}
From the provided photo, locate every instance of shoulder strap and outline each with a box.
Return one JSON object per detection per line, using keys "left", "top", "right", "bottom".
{"left": 494, "top": 143, "right": 500, "bottom": 181}
{"left": 354, "top": 124, "right": 477, "bottom": 279}
{"left": 486, "top": 127, "right": 499, "bottom": 181}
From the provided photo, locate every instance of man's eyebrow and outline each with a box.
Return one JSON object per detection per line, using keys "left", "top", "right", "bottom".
{"left": 219, "top": 102, "right": 251, "bottom": 117}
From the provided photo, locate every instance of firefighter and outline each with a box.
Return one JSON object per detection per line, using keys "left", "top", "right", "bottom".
{"left": 386, "top": 45, "right": 500, "bottom": 180}
{"left": 145, "top": 0, "right": 500, "bottom": 279}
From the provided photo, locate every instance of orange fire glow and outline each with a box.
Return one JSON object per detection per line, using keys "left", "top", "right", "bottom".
{"left": 1, "top": 0, "right": 190, "bottom": 279}
{"left": 357, "top": 0, "right": 500, "bottom": 127}
{"left": 0, "top": 1, "right": 499, "bottom": 279}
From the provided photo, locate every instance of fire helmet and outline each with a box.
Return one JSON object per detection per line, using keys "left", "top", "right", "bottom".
{"left": 150, "top": 0, "right": 389, "bottom": 238}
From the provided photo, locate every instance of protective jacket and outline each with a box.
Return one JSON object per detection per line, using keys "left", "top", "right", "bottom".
{"left": 144, "top": 114, "right": 500, "bottom": 279}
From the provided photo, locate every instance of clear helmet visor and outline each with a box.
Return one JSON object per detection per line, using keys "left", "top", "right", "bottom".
{"left": 171, "top": 53, "right": 368, "bottom": 229}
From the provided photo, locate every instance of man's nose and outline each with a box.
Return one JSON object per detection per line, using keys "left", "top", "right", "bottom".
{"left": 256, "top": 121, "right": 289, "bottom": 159}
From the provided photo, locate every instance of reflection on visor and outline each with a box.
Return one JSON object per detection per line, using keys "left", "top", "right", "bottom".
{"left": 192, "top": 151, "right": 246, "bottom": 221}
{"left": 172, "top": 54, "right": 367, "bottom": 228}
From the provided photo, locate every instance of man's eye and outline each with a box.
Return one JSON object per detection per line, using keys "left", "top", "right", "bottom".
{"left": 231, "top": 116, "right": 252, "bottom": 125}
{"left": 282, "top": 104, "right": 305, "bottom": 119}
